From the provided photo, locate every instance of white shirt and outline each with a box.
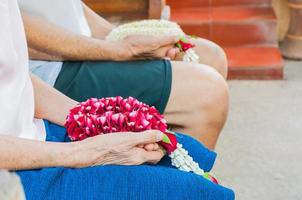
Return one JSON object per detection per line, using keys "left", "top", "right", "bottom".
{"left": 18, "top": 0, "right": 92, "bottom": 86}
{"left": 0, "top": 0, "right": 46, "bottom": 141}
{"left": 18, "top": 0, "right": 91, "bottom": 36}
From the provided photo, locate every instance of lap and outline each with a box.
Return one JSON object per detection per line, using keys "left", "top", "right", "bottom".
{"left": 17, "top": 121, "right": 233, "bottom": 200}
{"left": 18, "top": 165, "right": 234, "bottom": 200}
{"left": 54, "top": 60, "right": 172, "bottom": 114}
{"left": 44, "top": 121, "right": 216, "bottom": 172}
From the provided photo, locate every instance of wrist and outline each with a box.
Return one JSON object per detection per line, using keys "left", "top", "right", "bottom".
{"left": 95, "top": 40, "right": 119, "bottom": 61}
{"left": 50, "top": 142, "right": 77, "bottom": 168}
{"left": 103, "top": 40, "right": 132, "bottom": 61}
{"left": 61, "top": 138, "right": 108, "bottom": 168}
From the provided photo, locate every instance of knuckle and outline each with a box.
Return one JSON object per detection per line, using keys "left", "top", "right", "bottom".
{"left": 143, "top": 131, "right": 157, "bottom": 142}
{"left": 150, "top": 133, "right": 158, "bottom": 141}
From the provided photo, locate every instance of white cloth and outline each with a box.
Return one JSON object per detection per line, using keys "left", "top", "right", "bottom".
{"left": 0, "top": 0, "right": 46, "bottom": 141}
{"left": 18, "top": 0, "right": 92, "bottom": 86}
{"left": 18, "top": 0, "right": 91, "bottom": 36}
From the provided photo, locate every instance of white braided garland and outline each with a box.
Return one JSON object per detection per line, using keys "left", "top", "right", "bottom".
{"left": 106, "top": 20, "right": 199, "bottom": 63}
{"left": 170, "top": 143, "right": 205, "bottom": 176}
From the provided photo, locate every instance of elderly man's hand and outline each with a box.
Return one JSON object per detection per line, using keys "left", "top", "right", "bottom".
{"left": 68, "top": 130, "right": 165, "bottom": 168}
{"left": 112, "top": 35, "right": 180, "bottom": 61}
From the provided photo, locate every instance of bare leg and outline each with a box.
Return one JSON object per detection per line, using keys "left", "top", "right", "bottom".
{"left": 175, "top": 38, "right": 228, "bottom": 79}
{"left": 164, "top": 61, "right": 229, "bottom": 149}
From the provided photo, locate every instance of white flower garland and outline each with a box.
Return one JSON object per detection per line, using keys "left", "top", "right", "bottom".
{"left": 106, "top": 20, "right": 199, "bottom": 63}
{"left": 170, "top": 143, "right": 205, "bottom": 175}
{"left": 162, "top": 130, "right": 206, "bottom": 177}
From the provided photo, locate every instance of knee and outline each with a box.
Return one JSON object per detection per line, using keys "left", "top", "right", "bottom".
{"left": 190, "top": 65, "right": 229, "bottom": 121}
{"left": 194, "top": 38, "right": 228, "bottom": 79}
{"left": 169, "top": 61, "right": 229, "bottom": 126}
{"left": 210, "top": 42, "right": 228, "bottom": 79}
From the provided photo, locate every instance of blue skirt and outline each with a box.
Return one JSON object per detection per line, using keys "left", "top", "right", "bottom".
{"left": 17, "top": 121, "right": 235, "bottom": 200}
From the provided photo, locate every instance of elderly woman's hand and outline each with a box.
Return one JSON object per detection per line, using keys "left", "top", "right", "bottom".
{"left": 68, "top": 130, "right": 165, "bottom": 168}
{"left": 112, "top": 35, "right": 180, "bottom": 61}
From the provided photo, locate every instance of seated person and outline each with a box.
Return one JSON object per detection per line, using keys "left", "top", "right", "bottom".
{"left": 0, "top": 0, "right": 234, "bottom": 199}
{"left": 18, "top": 0, "right": 229, "bottom": 149}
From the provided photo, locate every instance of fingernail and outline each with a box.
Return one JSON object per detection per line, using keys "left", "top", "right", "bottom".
{"left": 156, "top": 132, "right": 164, "bottom": 141}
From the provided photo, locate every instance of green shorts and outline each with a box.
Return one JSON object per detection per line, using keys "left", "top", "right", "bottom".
{"left": 54, "top": 60, "right": 172, "bottom": 114}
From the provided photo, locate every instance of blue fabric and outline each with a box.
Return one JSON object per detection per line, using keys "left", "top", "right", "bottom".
{"left": 17, "top": 121, "right": 235, "bottom": 200}
{"left": 29, "top": 60, "right": 62, "bottom": 86}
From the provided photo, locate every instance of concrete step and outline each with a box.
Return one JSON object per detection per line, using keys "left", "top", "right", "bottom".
{"left": 212, "top": 0, "right": 271, "bottom": 6}
{"left": 167, "top": 0, "right": 271, "bottom": 8}
{"left": 166, "top": 0, "right": 209, "bottom": 8}
{"left": 171, "top": 6, "right": 278, "bottom": 46}
{"left": 225, "top": 46, "right": 284, "bottom": 80}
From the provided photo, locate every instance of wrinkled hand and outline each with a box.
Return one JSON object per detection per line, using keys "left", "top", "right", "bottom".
{"left": 113, "top": 35, "right": 180, "bottom": 61}
{"left": 69, "top": 130, "right": 165, "bottom": 168}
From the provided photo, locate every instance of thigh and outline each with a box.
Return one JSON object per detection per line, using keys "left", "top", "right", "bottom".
{"left": 54, "top": 60, "right": 172, "bottom": 114}
{"left": 17, "top": 165, "right": 234, "bottom": 200}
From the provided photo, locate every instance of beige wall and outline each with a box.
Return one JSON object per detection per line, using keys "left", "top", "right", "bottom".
{"left": 272, "top": 0, "right": 290, "bottom": 41}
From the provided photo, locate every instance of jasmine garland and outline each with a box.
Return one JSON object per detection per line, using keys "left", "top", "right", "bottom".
{"left": 106, "top": 20, "right": 200, "bottom": 63}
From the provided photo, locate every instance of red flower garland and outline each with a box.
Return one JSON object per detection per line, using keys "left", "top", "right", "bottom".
{"left": 65, "top": 97, "right": 177, "bottom": 154}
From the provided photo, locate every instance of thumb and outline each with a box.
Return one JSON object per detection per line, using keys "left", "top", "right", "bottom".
{"left": 129, "top": 130, "right": 164, "bottom": 146}
{"left": 166, "top": 47, "right": 180, "bottom": 60}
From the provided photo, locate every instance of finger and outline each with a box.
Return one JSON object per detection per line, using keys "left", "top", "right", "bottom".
{"left": 133, "top": 46, "right": 177, "bottom": 60}
{"left": 144, "top": 144, "right": 155, "bottom": 151}
{"left": 153, "top": 143, "right": 160, "bottom": 150}
{"left": 174, "top": 47, "right": 181, "bottom": 54}
{"left": 152, "top": 45, "right": 176, "bottom": 59}
{"left": 142, "top": 149, "right": 165, "bottom": 164}
{"left": 152, "top": 143, "right": 160, "bottom": 151}
{"left": 127, "top": 130, "right": 164, "bottom": 146}
{"left": 166, "top": 48, "right": 180, "bottom": 60}
{"left": 155, "top": 36, "right": 179, "bottom": 47}
{"left": 135, "top": 50, "right": 167, "bottom": 59}
{"left": 144, "top": 143, "right": 160, "bottom": 151}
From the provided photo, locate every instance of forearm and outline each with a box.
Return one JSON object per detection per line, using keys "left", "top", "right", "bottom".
{"left": 28, "top": 47, "right": 63, "bottom": 61}
{"left": 22, "top": 13, "right": 119, "bottom": 61}
{"left": 30, "top": 73, "right": 78, "bottom": 126}
{"left": 0, "top": 136, "right": 73, "bottom": 170}
{"left": 82, "top": 3, "right": 115, "bottom": 39}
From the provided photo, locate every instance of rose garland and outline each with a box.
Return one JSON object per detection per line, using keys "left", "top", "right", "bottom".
{"left": 65, "top": 97, "right": 218, "bottom": 184}
{"left": 106, "top": 20, "right": 199, "bottom": 63}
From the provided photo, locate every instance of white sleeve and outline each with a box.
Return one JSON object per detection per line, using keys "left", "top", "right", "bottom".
{"left": 0, "top": 0, "right": 17, "bottom": 67}
{"left": 0, "top": 0, "right": 17, "bottom": 76}
{"left": 0, "top": 0, "right": 19, "bottom": 99}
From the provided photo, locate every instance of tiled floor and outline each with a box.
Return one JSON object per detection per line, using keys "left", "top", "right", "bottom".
{"left": 214, "top": 60, "right": 302, "bottom": 200}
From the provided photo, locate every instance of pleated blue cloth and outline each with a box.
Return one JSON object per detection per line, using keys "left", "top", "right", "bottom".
{"left": 17, "top": 121, "right": 235, "bottom": 200}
